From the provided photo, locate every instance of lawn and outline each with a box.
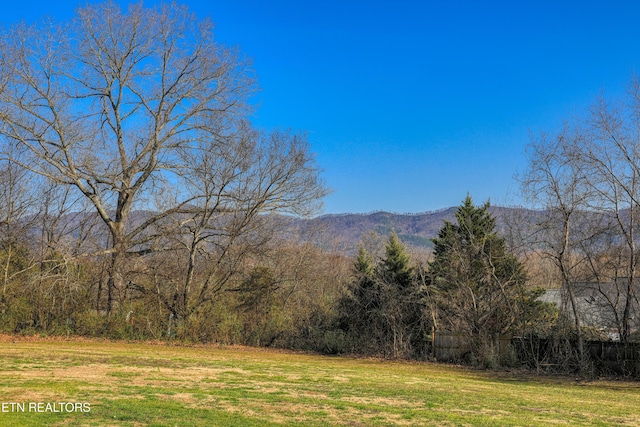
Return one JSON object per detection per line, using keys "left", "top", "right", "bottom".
{"left": 0, "top": 335, "right": 639, "bottom": 426}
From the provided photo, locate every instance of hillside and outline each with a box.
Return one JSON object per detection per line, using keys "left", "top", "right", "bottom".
{"left": 24, "top": 205, "right": 534, "bottom": 256}
{"left": 293, "top": 206, "right": 530, "bottom": 254}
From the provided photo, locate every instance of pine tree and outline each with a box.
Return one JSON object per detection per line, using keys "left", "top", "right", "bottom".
{"left": 337, "top": 245, "right": 381, "bottom": 353}
{"left": 378, "top": 232, "right": 413, "bottom": 291}
{"left": 338, "top": 233, "right": 425, "bottom": 358}
{"left": 429, "top": 196, "right": 528, "bottom": 362}
{"left": 351, "top": 245, "right": 379, "bottom": 315}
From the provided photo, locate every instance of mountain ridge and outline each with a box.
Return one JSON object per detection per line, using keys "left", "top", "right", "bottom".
{"left": 294, "top": 205, "right": 532, "bottom": 254}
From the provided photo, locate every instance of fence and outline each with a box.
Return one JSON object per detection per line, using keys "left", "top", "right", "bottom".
{"left": 436, "top": 333, "right": 640, "bottom": 376}
{"left": 433, "top": 332, "right": 511, "bottom": 362}
{"left": 586, "top": 340, "right": 640, "bottom": 376}
{"left": 512, "top": 337, "right": 640, "bottom": 377}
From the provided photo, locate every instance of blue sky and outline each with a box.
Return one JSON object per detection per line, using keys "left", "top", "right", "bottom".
{"left": 4, "top": 1, "right": 640, "bottom": 214}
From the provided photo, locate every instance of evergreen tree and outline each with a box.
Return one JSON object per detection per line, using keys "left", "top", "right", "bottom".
{"left": 429, "top": 196, "right": 529, "bottom": 362}
{"left": 353, "top": 245, "right": 374, "bottom": 283}
{"left": 338, "top": 233, "right": 425, "bottom": 358}
{"left": 350, "top": 245, "right": 380, "bottom": 324}
{"left": 378, "top": 232, "right": 413, "bottom": 291}
{"left": 337, "top": 245, "right": 380, "bottom": 353}
{"left": 375, "top": 232, "right": 418, "bottom": 357}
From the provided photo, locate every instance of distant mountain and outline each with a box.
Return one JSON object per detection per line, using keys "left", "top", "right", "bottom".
{"left": 292, "top": 206, "right": 533, "bottom": 254}
{"left": 23, "top": 205, "right": 537, "bottom": 257}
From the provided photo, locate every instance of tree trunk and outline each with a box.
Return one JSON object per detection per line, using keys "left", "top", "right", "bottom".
{"left": 106, "top": 221, "right": 128, "bottom": 315}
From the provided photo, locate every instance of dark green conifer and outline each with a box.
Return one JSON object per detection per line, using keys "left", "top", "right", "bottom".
{"left": 429, "top": 195, "right": 529, "bottom": 364}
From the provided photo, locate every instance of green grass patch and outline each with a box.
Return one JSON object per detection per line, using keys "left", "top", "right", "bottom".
{"left": 0, "top": 336, "right": 639, "bottom": 426}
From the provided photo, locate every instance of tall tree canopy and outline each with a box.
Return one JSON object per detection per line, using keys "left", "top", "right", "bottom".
{"left": 0, "top": 2, "right": 326, "bottom": 314}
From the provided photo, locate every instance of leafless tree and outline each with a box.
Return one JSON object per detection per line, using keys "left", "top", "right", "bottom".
{"left": 0, "top": 2, "right": 326, "bottom": 314}
{"left": 140, "top": 125, "right": 326, "bottom": 322}
{"left": 523, "top": 78, "right": 640, "bottom": 348}
{"left": 576, "top": 90, "right": 640, "bottom": 342}
{"left": 521, "top": 127, "right": 596, "bottom": 362}
{"left": 0, "top": 160, "right": 37, "bottom": 311}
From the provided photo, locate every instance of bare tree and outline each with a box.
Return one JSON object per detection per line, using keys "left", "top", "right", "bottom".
{"left": 142, "top": 125, "right": 326, "bottom": 322}
{"left": 523, "top": 79, "right": 640, "bottom": 347}
{"left": 521, "top": 127, "right": 597, "bottom": 365}
{"left": 0, "top": 160, "right": 37, "bottom": 312}
{"left": 0, "top": 2, "right": 325, "bottom": 314}
{"left": 576, "top": 91, "right": 640, "bottom": 342}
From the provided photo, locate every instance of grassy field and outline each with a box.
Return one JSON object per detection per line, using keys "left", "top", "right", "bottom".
{"left": 0, "top": 336, "right": 639, "bottom": 426}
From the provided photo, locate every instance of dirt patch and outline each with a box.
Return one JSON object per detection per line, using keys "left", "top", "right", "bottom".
{"left": 342, "top": 395, "right": 423, "bottom": 408}
{"left": 1, "top": 363, "right": 110, "bottom": 381}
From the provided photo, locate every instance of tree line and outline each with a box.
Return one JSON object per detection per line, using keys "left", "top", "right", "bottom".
{"left": 335, "top": 196, "right": 553, "bottom": 366}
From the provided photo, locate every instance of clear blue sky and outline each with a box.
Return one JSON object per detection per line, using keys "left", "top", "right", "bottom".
{"left": 4, "top": 1, "right": 640, "bottom": 214}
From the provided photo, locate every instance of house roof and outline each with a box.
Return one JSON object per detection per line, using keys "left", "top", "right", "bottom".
{"left": 540, "top": 281, "right": 639, "bottom": 335}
